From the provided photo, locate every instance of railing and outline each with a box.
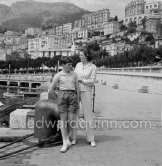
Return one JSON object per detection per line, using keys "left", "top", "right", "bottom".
{"left": 0, "top": 74, "right": 52, "bottom": 82}
{"left": 98, "top": 66, "right": 162, "bottom": 73}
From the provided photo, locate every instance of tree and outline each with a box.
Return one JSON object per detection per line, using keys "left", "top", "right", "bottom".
{"left": 141, "top": 17, "right": 147, "bottom": 30}
{"left": 145, "top": 34, "right": 155, "bottom": 45}
{"left": 114, "top": 16, "right": 118, "bottom": 22}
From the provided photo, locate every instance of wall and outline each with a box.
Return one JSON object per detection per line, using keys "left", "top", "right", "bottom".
{"left": 97, "top": 72, "right": 162, "bottom": 94}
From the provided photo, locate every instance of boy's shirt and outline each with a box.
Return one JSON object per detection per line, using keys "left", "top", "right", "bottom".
{"left": 53, "top": 70, "right": 78, "bottom": 91}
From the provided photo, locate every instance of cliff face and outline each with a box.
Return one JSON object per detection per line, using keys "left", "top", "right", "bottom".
{"left": 0, "top": 0, "right": 90, "bottom": 31}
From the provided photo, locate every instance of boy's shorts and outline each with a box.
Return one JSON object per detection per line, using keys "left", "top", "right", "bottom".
{"left": 57, "top": 90, "right": 78, "bottom": 114}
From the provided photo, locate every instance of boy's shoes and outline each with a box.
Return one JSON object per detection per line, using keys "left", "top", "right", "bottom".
{"left": 90, "top": 141, "right": 96, "bottom": 147}
{"left": 71, "top": 139, "right": 76, "bottom": 145}
{"left": 60, "top": 144, "right": 68, "bottom": 153}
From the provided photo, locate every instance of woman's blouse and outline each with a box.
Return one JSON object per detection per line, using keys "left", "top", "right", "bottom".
{"left": 75, "top": 62, "right": 97, "bottom": 92}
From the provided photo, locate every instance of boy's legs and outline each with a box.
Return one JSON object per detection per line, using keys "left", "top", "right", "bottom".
{"left": 70, "top": 115, "right": 77, "bottom": 142}
{"left": 60, "top": 112, "right": 68, "bottom": 142}
{"left": 57, "top": 91, "right": 69, "bottom": 152}
{"left": 68, "top": 92, "right": 79, "bottom": 144}
{"left": 67, "top": 112, "right": 75, "bottom": 141}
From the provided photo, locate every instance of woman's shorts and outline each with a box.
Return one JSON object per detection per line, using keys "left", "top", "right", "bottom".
{"left": 57, "top": 90, "right": 78, "bottom": 114}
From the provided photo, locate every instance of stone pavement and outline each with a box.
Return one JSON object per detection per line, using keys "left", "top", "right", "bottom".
{"left": 0, "top": 128, "right": 162, "bottom": 166}
{"left": 0, "top": 84, "right": 162, "bottom": 166}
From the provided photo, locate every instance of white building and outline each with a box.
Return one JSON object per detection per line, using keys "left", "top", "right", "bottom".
{"left": 28, "top": 38, "right": 39, "bottom": 59}
{"left": 101, "top": 42, "right": 132, "bottom": 56}
{"left": 104, "top": 21, "right": 120, "bottom": 35}
{"left": 155, "top": 38, "right": 162, "bottom": 48}
{"left": 28, "top": 34, "right": 71, "bottom": 58}
{"left": 72, "top": 27, "right": 91, "bottom": 41}
{"left": 74, "top": 9, "right": 110, "bottom": 32}
{"left": 0, "top": 49, "right": 6, "bottom": 61}
{"left": 145, "top": 1, "right": 162, "bottom": 15}
{"left": 25, "top": 28, "right": 42, "bottom": 36}
{"left": 63, "top": 23, "right": 73, "bottom": 34}
{"left": 124, "top": 0, "right": 162, "bottom": 26}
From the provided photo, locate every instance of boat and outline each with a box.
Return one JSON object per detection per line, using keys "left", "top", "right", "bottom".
{"left": 3, "top": 92, "right": 24, "bottom": 98}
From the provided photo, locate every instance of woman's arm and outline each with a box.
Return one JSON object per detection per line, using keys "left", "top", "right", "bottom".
{"left": 80, "top": 66, "right": 97, "bottom": 86}
{"left": 75, "top": 73, "right": 80, "bottom": 102}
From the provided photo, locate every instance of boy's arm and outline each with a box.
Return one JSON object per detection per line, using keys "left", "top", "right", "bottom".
{"left": 48, "top": 74, "right": 59, "bottom": 92}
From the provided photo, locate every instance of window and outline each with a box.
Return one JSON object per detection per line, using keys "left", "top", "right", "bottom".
{"left": 146, "top": 6, "right": 148, "bottom": 9}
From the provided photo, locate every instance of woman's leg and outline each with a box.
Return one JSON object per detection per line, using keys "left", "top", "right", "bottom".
{"left": 80, "top": 91, "right": 95, "bottom": 143}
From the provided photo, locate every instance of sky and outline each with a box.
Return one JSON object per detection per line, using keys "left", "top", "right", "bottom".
{"left": 0, "top": 0, "right": 158, "bottom": 19}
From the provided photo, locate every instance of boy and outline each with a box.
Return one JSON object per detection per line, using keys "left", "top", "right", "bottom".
{"left": 48, "top": 56, "right": 79, "bottom": 153}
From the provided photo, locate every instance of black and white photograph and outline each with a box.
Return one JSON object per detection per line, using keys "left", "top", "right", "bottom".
{"left": 0, "top": 0, "right": 161, "bottom": 165}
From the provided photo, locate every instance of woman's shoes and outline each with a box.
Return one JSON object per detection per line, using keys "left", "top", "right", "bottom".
{"left": 67, "top": 139, "right": 72, "bottom": 147}
{"left": 71, "top": 139, "right": 76, "bottom": 145}
{"left": 90, "top": 141, "right": 96, "bottom": 147}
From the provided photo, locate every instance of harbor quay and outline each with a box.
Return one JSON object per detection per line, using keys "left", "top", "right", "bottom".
{"left": 0, "top": 83, "right": 161, "bottom": 166}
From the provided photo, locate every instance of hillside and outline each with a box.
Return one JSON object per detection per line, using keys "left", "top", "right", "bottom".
{"left": 0, "top": 0, "right": 90, "bottom": 31}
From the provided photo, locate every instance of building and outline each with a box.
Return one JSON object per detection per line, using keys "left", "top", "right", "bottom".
{"left": 0, "top": 49, "right": 6, "bottom": 61}
{"left": 124, "top": 0, "right": 146, "bottom": 25}
{"left": 74, "top": 9, "right": 110, "bottom": 32}
{"left": 124, "top": 0, "right": 162, "bottom": 26}
{"left": 56, "top": 26, "right": 63, "bottom": 36}
{"left": 101, "top": 41, "right": 132, "bottom": 56}
{"left": 28, "top": 38, "right": 39, "bottom": 59}
{"left": 155, "top": 38, "right": 162, "bottom": 48}
{"left": 28, "top": 34, "right": 71, "bottom": 58}
{"left": 125, "top": 0, "right": 145, "bottom": 17}
{"left": 63, "top": 23, "right": 73, "bottom": 34}
{"left": 44, "top": 28, "right": 56, "bottom": 35}
{"left": 4, "top": 31, "right": 22, "bottom": 47}
{"left": 25, "top": 28, "right": 42, "bottom": 36}
{"left": 72, "top": 27, "right": 91, "bottom": 41}
{"left": 104, "top": 21, "right": 120, "bottom": 35}
{"left": 145, "top": 16, "right": 162, "bottom": 35}
{"left": 43, "top": 23, "right": 73, "bottom": 36}
{"left": 145, "top": 1, "right": 162, "bottom": 15}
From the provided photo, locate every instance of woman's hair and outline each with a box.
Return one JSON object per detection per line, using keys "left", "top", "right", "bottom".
{"left": 60, "top": 56, "right": 72, "bottom": 65}
{"left": 80, "top": 46, "right": 94, "bottom": 62}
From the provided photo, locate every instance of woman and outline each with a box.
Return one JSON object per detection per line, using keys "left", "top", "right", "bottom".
{"left": 72, "top": 46, "right": 97, "bottom": 147}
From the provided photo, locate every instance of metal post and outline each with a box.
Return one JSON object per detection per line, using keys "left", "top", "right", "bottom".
{"left": 92, "top": 86, "right": 95, "bottom": 112}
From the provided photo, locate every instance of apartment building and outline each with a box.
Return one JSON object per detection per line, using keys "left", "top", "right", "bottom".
{"left": 101, "top": 41, "right": 132, "bottom": 56}
{"left": 104, "top": 21, "right": 120, "bottom": 35}
{"left": 28, "top": 38, "right": 39, "bottom": 59}
{"left": 28, "top": 34, "right": 71, "bottom": 58}
{"left": 44, "top": 28, "right": 56, "bottom": 35}
{"left": 145, "top": 16, "right": 162, "bottom": 35}
{"left": 145, "top": 1, "right": 162, "bottom": 15}
{"left": 72, "top": 27, "right": 91, "bottom": 41}
{"left": 74, "top": 9, "right": 110, "bottom": 32}
{"left": 124, "top": 0, "right": 162, "bottom": 26}
{"left": 43, "top": 23, "right": 73, "bottom": 37}
{"left": 25, "top": 28, "right": 42, "bottom": 36}
{"left": 0, "top": 49, "right": 6, "bottom": 61}
{"left": 63, "top": 23, "right": 73, "bottom": 34}
{"left": 4, "top": 31, "right": 22, "bottom": 46}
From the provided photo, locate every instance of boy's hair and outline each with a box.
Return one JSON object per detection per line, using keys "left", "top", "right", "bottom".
{"left": 60, "top": 56, "right": 72, "bottom": 65}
